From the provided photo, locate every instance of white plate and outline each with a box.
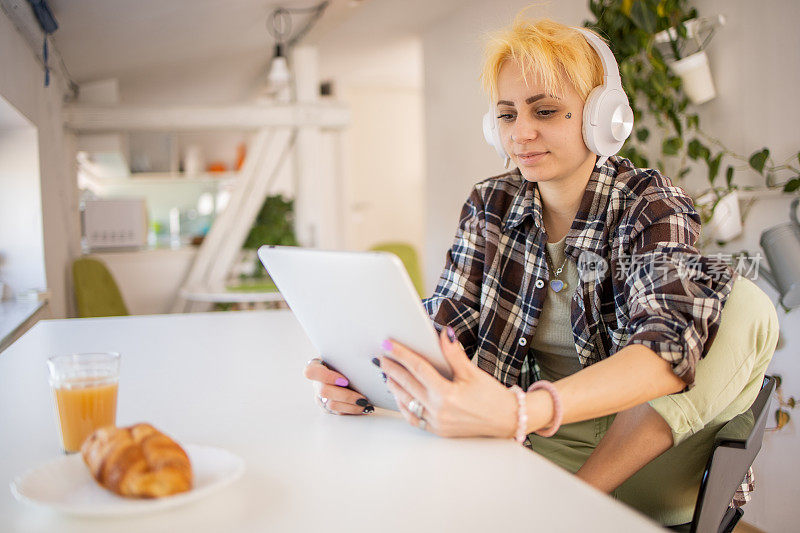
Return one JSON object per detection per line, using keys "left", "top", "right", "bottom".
{"left": 10, "top": 444, "right": 244, "bottom": 516}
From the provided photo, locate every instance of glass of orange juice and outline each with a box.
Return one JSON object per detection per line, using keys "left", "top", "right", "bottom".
{"left": 47, "top": 352, "right": 120, "bottom": 454}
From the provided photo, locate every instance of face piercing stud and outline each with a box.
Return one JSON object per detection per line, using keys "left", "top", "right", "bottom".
{"left": 565, "top": 112, "right": 572, "bottom": 119}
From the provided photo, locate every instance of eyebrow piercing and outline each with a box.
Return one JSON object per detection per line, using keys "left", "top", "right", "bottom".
{"left": 565, "top": 112, "right": 572, "bottom": 119}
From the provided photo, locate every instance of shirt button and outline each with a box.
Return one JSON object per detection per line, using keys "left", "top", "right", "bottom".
{"left": 518, "top": 338, "right": 527, "bottom": 347}
{"left": 534, "top": 279, "right": 545, "bottom": 288}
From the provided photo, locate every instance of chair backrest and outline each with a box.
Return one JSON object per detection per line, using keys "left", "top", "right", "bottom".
{"left": 689, "top": 375, "right": 776, "bottom": 533}
{"left": 72, "top": 258, "right": 129, "bottom": 318}
{"left": 368, "top": 242, "right": 426, "bottom": 298}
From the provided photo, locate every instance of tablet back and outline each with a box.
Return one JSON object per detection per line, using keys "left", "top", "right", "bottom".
{"left": 257, "top": 246, "right": 451, "bottom": 410}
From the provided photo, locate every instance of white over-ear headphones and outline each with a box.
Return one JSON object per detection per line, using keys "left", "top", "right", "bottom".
{"left": 482, "top": 27, "right": 634, "bottom": 169}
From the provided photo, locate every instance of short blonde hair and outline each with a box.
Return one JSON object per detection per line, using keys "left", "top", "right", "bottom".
{"left": 480, "top": 15, "right": 605, "bottom": 105}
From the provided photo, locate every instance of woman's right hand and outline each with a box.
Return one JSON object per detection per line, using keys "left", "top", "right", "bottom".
{"left": 303, "top": 358, "right": 374, "bottom": 415}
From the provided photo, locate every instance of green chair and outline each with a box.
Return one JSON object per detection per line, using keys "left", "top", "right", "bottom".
{"left": 369, "top": 242, "right": 425, "bottom": 298}
{"left": 72, "top": 258, "right": 129, "bottom": 318}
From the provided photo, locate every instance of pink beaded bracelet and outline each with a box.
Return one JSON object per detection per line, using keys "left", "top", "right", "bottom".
{"left": 510, "top": 385, "right": 528, "bottom": 444}
{"left": 527, "top": 380, "right": 563, "bottom": 438}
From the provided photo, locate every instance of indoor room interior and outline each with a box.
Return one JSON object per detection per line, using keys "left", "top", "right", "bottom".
{"left": 1, "top": 0, "right": 798, "bottom": 531}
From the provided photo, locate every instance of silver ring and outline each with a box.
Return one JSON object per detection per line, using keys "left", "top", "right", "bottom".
{"left": 419, "top": 418, "right": 428, "bottom": 431}
{"left": 318, "top": 395, "right": 334, "bottom": 414}
{"left": 408, "top": 398, "right": 424, "bottom": 419}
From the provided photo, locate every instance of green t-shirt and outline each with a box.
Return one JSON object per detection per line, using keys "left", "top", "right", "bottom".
{"left": 520, "top": 233, "right": 582, "bottom": 385}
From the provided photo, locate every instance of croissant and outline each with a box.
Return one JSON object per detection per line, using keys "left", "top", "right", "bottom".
{"left": 81, "top": 423, "right": 193, "bottom": 498}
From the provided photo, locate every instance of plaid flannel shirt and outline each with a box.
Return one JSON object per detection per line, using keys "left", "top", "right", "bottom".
{"left": 422, "top": 155, "right": 753, "bottom": 505}
{"left": 423, "top": 155, "right": 737, "bottom": 391}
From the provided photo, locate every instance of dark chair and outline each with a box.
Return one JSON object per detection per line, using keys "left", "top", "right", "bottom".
{"left": 669, "top": 375, "right": 776, "bottom": 533}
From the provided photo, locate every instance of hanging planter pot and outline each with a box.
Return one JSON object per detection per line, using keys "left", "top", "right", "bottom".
{"left": 668, "top": 50, "right": 716, "bottom": 105}
{"left": 698, "top": 190, "right": 743, "bottom": 242}
{"left": 654, "top": 16, "right": 725, "bottom": 105}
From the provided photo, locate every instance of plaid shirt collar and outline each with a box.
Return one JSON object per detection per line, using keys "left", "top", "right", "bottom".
{"left": 503, "top": 157, "right": 619, "bottom": 262}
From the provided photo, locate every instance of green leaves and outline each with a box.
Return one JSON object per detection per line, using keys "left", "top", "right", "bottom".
{"left": 662, "top": 136, "right": 682, "bottom": 156}
{"left": 708, "top": 153, "right": 723, "bottom": 185}
{"left": 243, "top": 194, "right": 298, "bottom": 250}
{"left": 636, "top": 128, "right": 650, "bottom": 142}
{"left": 726, "top": 166, "right": 734, "bottom": 189}
{"left": 688, "top": 138, "right": 710, "bottom": 161}
{"left": 749, "top": 148, "right": 770, "bottom": 174}
{"left": 783, "top": 178, "right": 800, "bottom": 193}
{"left": 629, "top": 0, "right": 657, "bottom": 32}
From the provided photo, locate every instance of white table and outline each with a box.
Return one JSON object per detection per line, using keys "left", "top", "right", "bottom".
{"left": 0, "top": 311, "right": 663, "bottom": 532}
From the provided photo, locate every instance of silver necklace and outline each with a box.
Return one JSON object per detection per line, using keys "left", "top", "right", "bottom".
{"left": 544, "top": 247, "right": 568, "bottom": 292}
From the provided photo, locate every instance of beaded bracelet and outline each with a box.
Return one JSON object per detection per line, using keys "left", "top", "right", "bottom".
{"left": 509, "top": 385, "right": 528, "bottom": 444}
{"left": 527, "top": 380, "right": 563, "bottom": 438}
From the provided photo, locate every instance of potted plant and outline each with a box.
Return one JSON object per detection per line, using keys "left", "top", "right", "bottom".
{"left": 238, "top": 194, "right": 298, "bottom": 284}
{"left": 586, "top": 0, "right": 800, "bottom": 247}
{"left": 653, "top": 15, "right": 725, "bottom": 104}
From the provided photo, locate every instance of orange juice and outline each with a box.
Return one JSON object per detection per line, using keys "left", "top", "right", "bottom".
{"left": 52, "top": 377, "right": 118, "bottom": 453}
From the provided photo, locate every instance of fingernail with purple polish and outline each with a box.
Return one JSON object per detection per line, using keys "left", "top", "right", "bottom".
{"left": 335, "top": 377, "right": 349, "bottom": 387}
{"left": 381, "top": 340, "right": 393, "bottom": 351}
{"left": 371, "top": 357, "right": 381, "bottom": 367}
{"left": 446, "top": 326, "right": 457, "bottom": 343}
{"left": 380, "top": 372, "right": 387, "bottom": 383}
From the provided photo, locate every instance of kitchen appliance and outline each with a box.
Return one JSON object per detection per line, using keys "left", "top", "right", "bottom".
{"left": 82, "top": 198, "right": 148, "bottom": 251}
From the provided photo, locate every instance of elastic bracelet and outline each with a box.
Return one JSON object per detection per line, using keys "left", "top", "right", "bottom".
{"left": 527, "top": 380, "right": 563, "bottom": 438}
{"left": 510, "top": 385, "right": 528, "bottom": 444}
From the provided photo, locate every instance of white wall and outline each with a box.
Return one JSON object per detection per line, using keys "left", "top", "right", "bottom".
{"left": 0, "top": 117, "right": 46, "bottom": 299}
{"left": 318, "top": 37, "right": 425, "bottom": 259}
{"left": 0, "top": 9, "right": 81, "bottom": 318}
{"left": 421, "top": 0, "right": 800, "bottom": 530}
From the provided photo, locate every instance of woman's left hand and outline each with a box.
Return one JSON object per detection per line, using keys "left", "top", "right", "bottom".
{"left": 379, "top": 327, "right": 518, "bottom": 438}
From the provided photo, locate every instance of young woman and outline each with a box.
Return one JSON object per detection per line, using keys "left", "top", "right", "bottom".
{"left": 304, "top": 15, "right": 778, "bottom": 526}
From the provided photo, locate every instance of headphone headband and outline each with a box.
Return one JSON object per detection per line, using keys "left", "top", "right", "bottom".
{"left": 572, "top": 27, "right": 621, "bottom": 85}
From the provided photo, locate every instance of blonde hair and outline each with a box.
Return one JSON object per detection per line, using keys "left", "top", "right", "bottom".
{"left": 480, "top": 15, "right": 605, "bottom": 105}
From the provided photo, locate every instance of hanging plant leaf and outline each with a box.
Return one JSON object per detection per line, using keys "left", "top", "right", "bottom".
{"left": 636, "top": 128, "right": 650, "bottom": 142}
{"left": 789, "top": 397, "right": 796, "bottom": 409}
{"left": 775, "top": 374, "right": 783, "bottom": 389}
{"left": 726, "top": 166, "right": 735, "bottom": 188}
{"left": 749, "top": 148, "right": 770, "bottom": 174}
{"left": 784, "top": 178, "right": 800, "bottom": 193}
{"left": 688, "top": 139, "right": 709, "bottom": 161}
{"left": 687, "top": 114, "right": 699, "bottom": 130}
{"left": 679, "top": 167, "right": 691, "bottom": 178}
{"left": 662, "top": 136, "right": 682, "bottom": 156}
{"left": 776, "top": 408, "right": 790, "bottom": 430}
{"left": 629, "top": 0, "right": 657, "bottom": 33}
{"left": 667, "top": 109, "right": 682, "bottom": 137}
{"left": 708, "top": 153, "right": 723, "bottom": 185}
{"left": 676, "top": 20, "right": 688, "bottom": 39}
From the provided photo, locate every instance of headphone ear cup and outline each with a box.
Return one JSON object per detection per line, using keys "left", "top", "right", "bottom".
{"left": 482, "top": 111, "right": 509, "bottom": 161}
{"left": 581, "top": 85, "right": 606, "bottom": 159}
{"left": 581, "top": 86, "right": 633, "bottom": 166}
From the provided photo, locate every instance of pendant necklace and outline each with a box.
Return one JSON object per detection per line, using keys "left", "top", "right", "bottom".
{"left": 545, "top": 246, "right": 568, "bottom": 293}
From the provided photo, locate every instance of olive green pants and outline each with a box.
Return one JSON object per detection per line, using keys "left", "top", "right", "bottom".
{"left": 526, "top": 275, "right": 780, "bottom": 526}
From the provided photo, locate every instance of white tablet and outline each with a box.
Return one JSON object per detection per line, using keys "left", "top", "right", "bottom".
{"left": 257, "top": 246, "right": 452, "bottom": 411}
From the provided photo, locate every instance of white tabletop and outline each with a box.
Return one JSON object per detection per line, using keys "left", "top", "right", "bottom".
{"left": 0, "top": 310, "right": 662, "bottom": 532}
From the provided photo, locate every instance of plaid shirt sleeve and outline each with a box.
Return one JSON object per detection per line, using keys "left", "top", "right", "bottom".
{"left": 620, "top": 194, "right": 735, "bottom": 389}
{"left": 422, "top": 186, "right": 486, "bottom": 355}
